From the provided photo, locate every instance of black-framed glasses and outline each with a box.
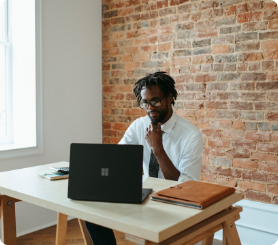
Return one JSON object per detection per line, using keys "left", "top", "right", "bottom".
{"left": 139, "top": 96, "right": 165, "bottom": 109}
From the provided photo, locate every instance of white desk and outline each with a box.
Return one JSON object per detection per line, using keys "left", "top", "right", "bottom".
{"left": 0, "top": 162, "right": 243, "bottom": 245}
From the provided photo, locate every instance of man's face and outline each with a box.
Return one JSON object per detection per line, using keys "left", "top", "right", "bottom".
{"left": 140, "top": 85, "right": 172, "bottom": 125}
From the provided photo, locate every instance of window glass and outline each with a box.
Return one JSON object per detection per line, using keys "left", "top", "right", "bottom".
{"left": 0, "top": 46, "right": 6, "bottom": 137}
{"left": 0, "top": 0, "right": 7, "bottom": 41}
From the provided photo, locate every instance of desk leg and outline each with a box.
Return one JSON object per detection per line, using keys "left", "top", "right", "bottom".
{"left": 201, "top": 235, "right": 214, "bottom": 245}
{"left": 55, "top": 213, "right": 68, "bottom": 245}
{"left": 222, "top": 217, "right": 241, "bottom": 245}
{"left": 0, "top": 196, "right": 17, "bottom": 245}
{"left": 78, "top": 219, "right": 94, "bottom": 245}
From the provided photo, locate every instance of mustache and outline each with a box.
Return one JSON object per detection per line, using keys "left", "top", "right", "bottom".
{"left": 147, "top": 110, "right": 160, "bottom": 113}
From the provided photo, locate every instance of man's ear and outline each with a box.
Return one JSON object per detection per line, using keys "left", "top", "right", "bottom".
{"left": 168, "top": 93, "right": 173, "bottom": 104}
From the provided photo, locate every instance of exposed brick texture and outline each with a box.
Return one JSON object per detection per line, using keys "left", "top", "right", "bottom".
{"left": 102, "top": 0, "right": 278, "bottom": 205}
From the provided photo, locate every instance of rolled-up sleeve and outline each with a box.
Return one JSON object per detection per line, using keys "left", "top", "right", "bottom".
{"left": 177, "top": 132, "right": 203, "bottom": 182}
{"left": 118, "top": 120, "right": 138, "bottom": 145}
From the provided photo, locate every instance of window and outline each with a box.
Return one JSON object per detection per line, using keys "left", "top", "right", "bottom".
{"left": 0, "top": 0, "right": 11, "bottom": 145}
{"left": 0, "top": 0, "right": 42, "bottom": 159}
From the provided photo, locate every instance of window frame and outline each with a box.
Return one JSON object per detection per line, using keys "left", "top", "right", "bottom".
{"left": 0, "top": 0, "right": 43, "bottom": 159}
{"left": 0, "top": 0, "right": 12, "bottom": 145}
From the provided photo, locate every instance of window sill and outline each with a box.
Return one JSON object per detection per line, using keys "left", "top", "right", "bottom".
{"left": 0, "top": 144, "right": 43, "bottom": 160}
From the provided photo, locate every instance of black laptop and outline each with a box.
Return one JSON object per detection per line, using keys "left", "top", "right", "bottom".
{"left": 68, "top": 143, "right": 152, "bottom": 204}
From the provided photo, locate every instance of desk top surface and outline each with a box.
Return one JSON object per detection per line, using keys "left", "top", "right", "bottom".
{"left": 0, "top": 162, "right": 242, "bottom": 243}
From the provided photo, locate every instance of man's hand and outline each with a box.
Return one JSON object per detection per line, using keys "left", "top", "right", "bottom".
{"left": 145, "top": 122, "right": 163, "bottom": 154}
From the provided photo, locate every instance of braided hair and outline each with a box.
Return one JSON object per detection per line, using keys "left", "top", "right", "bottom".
{"left": 133, "top": 72, "right": 178, "bottom": 106}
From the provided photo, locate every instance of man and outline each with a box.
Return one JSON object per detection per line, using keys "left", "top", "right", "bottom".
{"left": 85, "top": 71, "right": 203, "bottom": 244}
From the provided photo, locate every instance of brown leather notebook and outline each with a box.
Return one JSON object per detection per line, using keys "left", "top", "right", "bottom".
{"left": 150, "top": 180, "right": 235, "bottom": 209}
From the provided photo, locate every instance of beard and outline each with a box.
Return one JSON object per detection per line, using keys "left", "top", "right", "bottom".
{"left": 147, "top": 103, "right": 169, "bottom": 126}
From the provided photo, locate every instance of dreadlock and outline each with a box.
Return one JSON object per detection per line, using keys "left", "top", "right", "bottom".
{"left": 133, "top": 71, "right": 178, "bottom": 106}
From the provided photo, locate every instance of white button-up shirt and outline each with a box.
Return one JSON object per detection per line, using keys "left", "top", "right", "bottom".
{"left": 119, "top": 112, "right": 203, "bottom": 182}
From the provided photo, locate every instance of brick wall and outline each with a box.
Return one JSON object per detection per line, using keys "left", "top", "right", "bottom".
{"left": 102, "top": 0, "right": 278, "bottom": 204}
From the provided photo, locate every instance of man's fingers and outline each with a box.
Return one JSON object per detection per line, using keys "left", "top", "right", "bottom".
{"left": 149, "top": 122, "right": 153, "bottom": 131}
{"left": 157, "top": 122, "right": 162, "bottom": 132}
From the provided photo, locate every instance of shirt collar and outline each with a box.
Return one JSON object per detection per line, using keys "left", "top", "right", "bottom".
{"left": 161, "top": 111, "right": 177, "bottom": 134}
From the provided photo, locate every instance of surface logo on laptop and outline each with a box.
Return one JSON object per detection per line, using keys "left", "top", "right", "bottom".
{"left": 101, "top": 168, "right": 109, "bottom": 176}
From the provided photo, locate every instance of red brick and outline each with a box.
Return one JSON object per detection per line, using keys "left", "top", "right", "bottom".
{"left": 273, "top": 133, "right": 278, "bottom": 142}
{"left": 195, "top": 74, "right": 217, "bottom": 83}
{"left": 232, "top": 121, "right": 245, "bottom": 130}
{"left": 120, "top": 55, "right": 133, "bottom": 63}
{"left": 264, "top": 2, "right": 277, "bottom": 8}
{"left": 231, "top": 140, "right": 256, "bottom": 150}
{"left": 238, "top": 12, "right": 261, "bottom": 23}
{"left": 258, "top": 162, "right": 278, "bottom": 173}
{"left": 102, "top": 108, "right": 111, "bottom": 115}
{"left": 191, "top": 12, "right": 201, "bottom": 22}
{"left": 224, "top": 6, "right": 236, "bottom": 16}
{"left": 242, "top": 170, "right": 267, "bottom": 182}
{"left": 212, "top": 45, "right": 231, "bottom": 54}
{"left": 222, "top": 130, "right": 245, "bottom": 139}
{"left": 208, "top": 139, "right": 230, "bottom": 148}
{"left": 176, "top": 75, "right": 194, "bottom": 84}
{"left": 261, "top": 40, "right": 278, "bottom": 50}
{"left": 268, "top": 174, "right": 278, "bottom": 184}
{"left": 215, "top": 177, "right": 238, "bottom": 187}
{"left": 251, "top": 152, "right": 277, "bottom": 162}
{"left": 237, "top": 3, "right": 248, "bottom": 14}
{"left": 192, "top": 55, "right": 214, "bottom": 64}
{"left": 268, "top": 184, "right": 278, "bottom": 195}
{"left": 246, "top": 131, "right": 271, "bottom": 141}
{"left": 239, "top": 52, "right": 263, "bottom": 61}
{"left": 118, "top": 7, "right": 134, "bottom": 16}
{"left": 158, "top": 43, "right": 171, "bottom": 51}
{"left": 103, "top": 41, "right": 117, "bottom": 49}
{"left": 110, "top": 137, "right": 121, "bottom": 144}
{"left": 172, "top": 57, "right": 191, "bottom": 66}
{"left": 240, "top": 180, "right": 253, "bottom": 189}
{"left": 195, "top": 110, "right": 217, "bottom": 119}
{"left": 103, "top": 129, "right": 118, "bottom": 137}
{"left": 245, "top": 190, "right": 271, "bottom": 203}
{"left": 197, "top": 29, "right": 218, "bottom": 38}
{"left": 157, "top": 0, "right": 168, "bottom": 9}
{"left": 103, "top": 101, "right": 117, "bottom": 108}
{"left": 201, "top": 165, "right": 217, "bottom": 175}
{"left": 205, "top": 101, "right": 228, "bottom": 109}
{"left": 124, "top": 109, "right": 141, "bottom": 116}
{"left": 203, "top": 174, "right": 215, "bottom": 183}
{"left": 210, "top": 147, "right": 226, "bottom": 157}
{"left": 230, "top": 102, "right": 253, "bottom": 110}
{"left": 263, "top": 9, "right": 278, "bottom": 20}
{"left": 226, "top": 148, "right": 250, "bottom": 158}
{"left": 110, "top": 93, "right": 125, "bottom": 101}
{"left": 253, "top": 182, "right": 266, "bottom": 192}
{"left": 124, "top": 47, "right": 140, "bottom": 54}
{"left": 266, "top": 112, "right": 278, "bottom": 121}
{"left": 112, "top": 123, "right": 128, "bottom": 131}
{"left": 217, "top": 167, "right": 241, "bottom": 178}
{"left": 233, "top": 159, "right": 257, "bottom": 170}
{"left": 264, "top": 49, "right": 278, "bottom": 60}
{"left": 125, "top": 0, "right": 140, "bottom": 7}
{"left": 248, "top": 2, "right": 263, "bottom": 11}
{"left": 110, "top": 2, "right": 125, "bottom": 9}
{"left": 201, "top": 129, "right": 222, "bottom": 137}
{"left": 183, "top": 101, "right": 204, "bottom": 109}
{"left": 269, "top": 20, "right": 278, "bottom": 29}
{"left": 248, "top": 63, "right": 260, "bottom": 71}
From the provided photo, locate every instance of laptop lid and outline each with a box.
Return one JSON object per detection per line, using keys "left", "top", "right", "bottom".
{"left": 68, "top": 143, "right": 144, "bottom": 204}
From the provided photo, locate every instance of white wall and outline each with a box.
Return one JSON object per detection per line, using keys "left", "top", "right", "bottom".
{"left": 0, "top": 0, "right": 102, "bottom": 238}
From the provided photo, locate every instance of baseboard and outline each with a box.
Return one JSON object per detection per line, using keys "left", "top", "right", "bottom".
{"left": 16, "top": 216, "right": 74, "bottom": 238}
{"left": 214, "top": 199, "right": 278, "bottom": 245}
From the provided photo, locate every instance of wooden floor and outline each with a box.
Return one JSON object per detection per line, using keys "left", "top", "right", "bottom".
{"left": 16, "top": 219, "right": 222, "bottom": 245}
